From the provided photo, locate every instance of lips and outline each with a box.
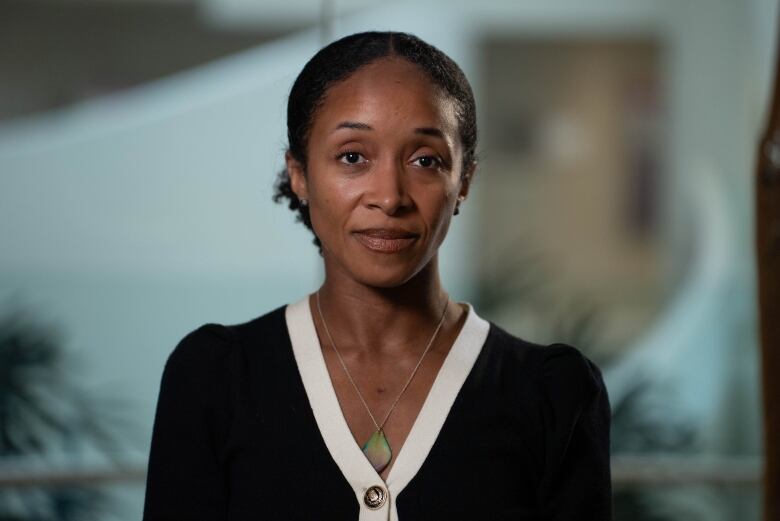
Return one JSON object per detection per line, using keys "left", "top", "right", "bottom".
{"left": 352, "top": 228, "right": 419, "bottom": 253}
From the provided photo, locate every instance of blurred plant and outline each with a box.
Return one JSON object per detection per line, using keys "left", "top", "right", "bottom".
{"left": 0, "top": 305, "right": 135, "bottom": 521}
{"left": 610, "top": 379, "right": 697, "bottom": 454}
{"left": 472, "top": 237, "right": 615, "bottom": 365}
{"left": 609, "top": 378, "right": 713, "bottom": 521}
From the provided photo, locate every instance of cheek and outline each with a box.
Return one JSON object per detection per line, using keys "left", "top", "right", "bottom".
{"left": 307, "top": 175, "right": 358, "bottom": 235}
{"left": 316, "top": 181, "right": 359, "bottom": 215}
{"left": 432, "top": 184, "right": 458, "bottom": 214}
{"left": 421, "top": 190, "right": 457, "bottom": 237}
{"left": 434, "top": 201, "right": 455, "bottom": 233}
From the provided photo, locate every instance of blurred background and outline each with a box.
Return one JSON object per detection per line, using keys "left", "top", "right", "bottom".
{"left": 0, "top": 0, "right": 776, "bottom": 519}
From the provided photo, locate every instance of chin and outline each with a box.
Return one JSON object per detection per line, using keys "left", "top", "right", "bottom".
{"left": 350, "top": 264, "right": 419, "bottom": 289}
{"left": 322, "top": 238, "right": 435, "bottom": 288}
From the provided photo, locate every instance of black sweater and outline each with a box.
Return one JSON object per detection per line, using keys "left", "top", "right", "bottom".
{"left": 143, "top": 303, "right": 612, "bottom": 520}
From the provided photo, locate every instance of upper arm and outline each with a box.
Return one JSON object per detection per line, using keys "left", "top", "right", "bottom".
{"left": 536, "top": 344, "right": 612, "bottom": 520}
{"left": 143, "top": 325, "right": 233, "bottom": 521}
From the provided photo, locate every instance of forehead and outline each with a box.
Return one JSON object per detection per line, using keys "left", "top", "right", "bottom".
{"left": 311, "top": 57, "right": 459, "bottom": 137}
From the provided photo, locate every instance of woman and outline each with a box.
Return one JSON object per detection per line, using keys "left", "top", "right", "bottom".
{"left": 143, "top": 31, "right": 612, "bottom": 521}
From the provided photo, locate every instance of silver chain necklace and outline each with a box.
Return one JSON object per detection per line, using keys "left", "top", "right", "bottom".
{"left": 315, "top": 290, "right": 449, "bottom": 474}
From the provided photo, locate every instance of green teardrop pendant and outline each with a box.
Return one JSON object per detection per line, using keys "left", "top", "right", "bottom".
{"left": 362, "top": 429, "right": 392, "bottom": 473}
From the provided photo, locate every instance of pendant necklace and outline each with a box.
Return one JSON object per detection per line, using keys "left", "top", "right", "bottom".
{"left": 315, "top": 290, "right": 449, "bottom": 475}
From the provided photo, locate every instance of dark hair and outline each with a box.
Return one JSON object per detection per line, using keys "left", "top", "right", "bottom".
{"left": 272, "top": 31, "right": 478, "bottom": 251}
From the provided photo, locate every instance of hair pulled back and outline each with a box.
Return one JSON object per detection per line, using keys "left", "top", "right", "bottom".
{"left": 273, "top": 31, "right": 478, "bottom": 250}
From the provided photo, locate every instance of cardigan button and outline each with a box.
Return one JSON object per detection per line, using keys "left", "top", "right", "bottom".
{"left": 363, "top": 485, "right": 387, "bottom": 509}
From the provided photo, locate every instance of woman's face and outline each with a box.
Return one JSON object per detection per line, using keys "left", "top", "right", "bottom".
{"left": 287, "top": 57, "right": 473, "bottom": 288}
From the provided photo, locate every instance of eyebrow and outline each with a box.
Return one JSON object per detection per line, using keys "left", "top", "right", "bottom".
{"left": 333, "top": 121, "right": 446, "bottom": 140}
{"left": 334, "top": 121, "right": 373, "bottom": 132}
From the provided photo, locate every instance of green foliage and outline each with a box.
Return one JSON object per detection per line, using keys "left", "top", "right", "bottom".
{"left": 0, "top": 306, "right": 131, "bottom": 521}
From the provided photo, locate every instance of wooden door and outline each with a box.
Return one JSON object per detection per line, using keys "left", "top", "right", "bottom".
{"left": 756, "top": 17, "right": 780, "bottom": 521}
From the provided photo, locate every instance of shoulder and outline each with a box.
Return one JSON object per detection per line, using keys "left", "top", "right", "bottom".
{"left": 535, "top": 342, "right": 606, "bottom": 413}
{"left": 482, "top": 320, "right": 607, "bottom": 406}
{"left": 168, "top": 305, "right": 287, "bottom": 360}
{"left": 161, "top": 305, "right": 288, "bottom": 391}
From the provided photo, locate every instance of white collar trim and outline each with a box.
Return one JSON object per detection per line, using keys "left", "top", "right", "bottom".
{"left": 285, "top": 295, "right": 490, "bottom": 521}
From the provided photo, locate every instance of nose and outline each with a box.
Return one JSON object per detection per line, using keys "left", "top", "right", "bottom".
{"left": 364, "top": 159, "right": 412, "bottom": 215}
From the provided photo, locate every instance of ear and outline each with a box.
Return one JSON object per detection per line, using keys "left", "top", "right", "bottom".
{"left": 457, "top": 161, "right": 477, "bottom": 201}
{"left": 285, "top": 151, "right": 308, "bottom": 201}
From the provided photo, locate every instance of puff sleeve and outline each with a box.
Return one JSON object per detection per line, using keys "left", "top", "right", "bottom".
{"left": 143, "top": 325, "right": 233, "bottom": 520}
{"left": 536, "top": 344, "right": 612, "bottom": 520}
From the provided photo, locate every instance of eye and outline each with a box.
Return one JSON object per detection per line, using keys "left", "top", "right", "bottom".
{"left": 411, "top": 155, "right": 441, "bottom": 169}
{"left": 338, "top": 151, "right": 367, "bottom": 165}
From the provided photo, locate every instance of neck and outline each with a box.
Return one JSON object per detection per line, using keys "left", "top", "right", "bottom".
{"left": 314, "top": 256, "right": 451, "bottom": 356}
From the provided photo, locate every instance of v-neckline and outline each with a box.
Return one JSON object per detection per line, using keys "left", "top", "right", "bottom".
{"left": 285, "top": 294, "right": 490, "bottom": 520}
